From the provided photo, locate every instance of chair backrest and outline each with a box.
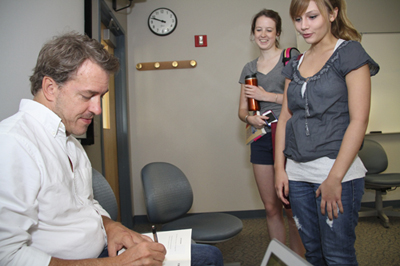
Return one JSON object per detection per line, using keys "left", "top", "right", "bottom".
{"left": 92, "top": 168, "right": 118, "bottom": 221}
{"left": 358, "top": 139, "right": 388, "bottom": 174}
{"left": 141, "top": 162, "right": 193, "bottom": 224}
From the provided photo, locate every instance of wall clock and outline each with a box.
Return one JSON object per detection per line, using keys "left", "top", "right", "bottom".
{"left": 148, "top": 8, "right": 177, "bottom": 36}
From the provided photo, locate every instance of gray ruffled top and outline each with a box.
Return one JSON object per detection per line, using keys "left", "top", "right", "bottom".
{"left": 282, "top": 40, "right": 380, "bottom": 162}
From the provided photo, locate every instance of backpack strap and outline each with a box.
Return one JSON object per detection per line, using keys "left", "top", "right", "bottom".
{"left": 282, "top": 47, "right": 300, "bottom": 66}
{"left": 297, "top": 54, "right": 303, "bottom": 60}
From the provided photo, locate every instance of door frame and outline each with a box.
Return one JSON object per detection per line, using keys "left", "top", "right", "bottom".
{"left": 86, "top": 0, "right": 133, "bottom": 229}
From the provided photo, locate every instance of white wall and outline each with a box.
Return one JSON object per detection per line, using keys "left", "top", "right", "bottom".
{"left": 0, "top": 0, "right": 84, "bottom": 121}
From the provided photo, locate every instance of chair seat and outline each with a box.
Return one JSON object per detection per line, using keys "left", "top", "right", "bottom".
{"left": 365, "top": 173, "right": 400, "bottom": 188}
{"left": 161, "top": 213, "right": 243, "bottom": 243}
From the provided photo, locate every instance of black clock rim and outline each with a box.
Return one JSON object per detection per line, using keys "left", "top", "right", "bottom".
{"left": 147, "top": 7, "right": 178, "bottom": 36}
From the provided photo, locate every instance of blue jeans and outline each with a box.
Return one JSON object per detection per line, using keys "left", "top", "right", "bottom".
{"left": 191, "top": 243, "right": 223, "bottom": 266}
{"left": 289, "top": 178, "right": 364, "bottom": 266}
{"left": 98, "top": 243, "right": 223, "bottom": 266}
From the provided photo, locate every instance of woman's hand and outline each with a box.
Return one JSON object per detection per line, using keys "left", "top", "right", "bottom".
{"left": 275, "top": 169, "right": 290, "bottom": 205}
{"left": 246, "top": 114, "right": 267, "bottom": 129}
{"left": 244, "top": 84, "right": 266, "bottom": 101}
{"left": 244, "top": 84, "right": 280, "bottom": 103}
{"left": 316, "top": 178, "right": 344, "bottom": 220}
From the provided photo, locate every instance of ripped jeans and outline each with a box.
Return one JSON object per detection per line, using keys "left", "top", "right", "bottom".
{"left": 289, "top": 178, "right": 364, "bottom": 266}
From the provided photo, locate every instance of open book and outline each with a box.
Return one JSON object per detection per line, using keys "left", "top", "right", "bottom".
{"left": 245, "top": 111, "right": 266, "bottom": 145}
{"left": 245, "top": 110, "right": 277, "bottom": 145}
{"left": 245, "top": 123, "right": 266, "bottom": 145}
{"left": 118, "top": 228, "right": 192, "bottom": 266}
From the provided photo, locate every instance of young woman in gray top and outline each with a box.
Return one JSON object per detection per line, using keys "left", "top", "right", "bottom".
{"left": 238, "top": 9, "right": 304, "bottom": 256}
{"left": 275, "top": 0, "right": 379, "bottom": 265}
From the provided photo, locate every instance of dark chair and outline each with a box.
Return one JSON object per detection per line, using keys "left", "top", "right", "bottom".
{"left": 141, "top": 162, "right": 243, "bottom": 243}
{"left": 92, "top": 168, "right": 118, "bottom": 221}
{"left": 358, "top": 139, "right": 400, "bottom": 228}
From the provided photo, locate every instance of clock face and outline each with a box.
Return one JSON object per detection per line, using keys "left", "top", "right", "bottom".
{"left": 148, "top": 8, "right": 177, "bottom": 36}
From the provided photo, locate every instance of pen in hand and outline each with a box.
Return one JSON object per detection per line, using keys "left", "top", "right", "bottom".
{"left": 152, "top": 225, "right": 158, "bottom": 243}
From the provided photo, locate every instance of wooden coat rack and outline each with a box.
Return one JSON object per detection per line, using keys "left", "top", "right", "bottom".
{"left": 136, "top": 60, "right": 197, "bottom": 71}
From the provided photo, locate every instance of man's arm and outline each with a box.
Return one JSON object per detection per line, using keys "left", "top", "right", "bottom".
{"left": 49, "top": 217, "right": 166, "bottom": 266}
{"left": 49, "top": 241, "right": 166, "bottom": 266}
{"left": 0, "top": 135, "right": 52, "bottom": 266}
{"left": 0, "top": 136, "right": 165, "bottom": 266}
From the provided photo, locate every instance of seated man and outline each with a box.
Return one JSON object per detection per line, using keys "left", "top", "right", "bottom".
{"left": 0, "top": 32, "right": 223, "bottom": 266}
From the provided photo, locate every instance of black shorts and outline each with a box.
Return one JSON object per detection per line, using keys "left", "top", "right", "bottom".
{"left": 250, "top": 132, "right": 274, "bottom": 165}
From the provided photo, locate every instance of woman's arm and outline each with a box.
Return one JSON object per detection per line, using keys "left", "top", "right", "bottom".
{"left": 238, "top": 84, "right": 268, "bottom": 128}
{"left": 244, "top": 83, "right": 283, "bottom": 104}
{"left": 238, "top": 84, "right": 250, "bottom": 123}
{"left": 316, "top": 64, "right": 371, "bottom": 220}
{"left": 274, "top": 78, "right": 293, "bottom": 204}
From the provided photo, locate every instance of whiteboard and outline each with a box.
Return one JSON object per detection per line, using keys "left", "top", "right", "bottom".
{"left": 362, "top": 33, "right": 400, "bottom": 134}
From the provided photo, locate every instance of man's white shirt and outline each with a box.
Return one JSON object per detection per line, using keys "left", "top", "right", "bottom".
{"left": 0, "top": 99, "right": 110, "bottom": 266}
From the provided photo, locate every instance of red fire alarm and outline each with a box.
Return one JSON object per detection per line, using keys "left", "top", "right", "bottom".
{"left": 195, "top": 35, "right": 207, "bottom": 47}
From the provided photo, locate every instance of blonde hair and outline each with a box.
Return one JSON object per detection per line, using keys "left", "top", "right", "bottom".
{"left": 289, "top": 0, "right": 361, "bottom": 41}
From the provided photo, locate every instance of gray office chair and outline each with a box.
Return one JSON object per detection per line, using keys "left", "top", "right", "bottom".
{"left": 141, "top": 162, "right": 243, "bottom": 243}
{"left": 358, "top": 139, "right": 400, "bottom": 228}
{"left": 92, "top": 168, "right": 119, "bottom": 221}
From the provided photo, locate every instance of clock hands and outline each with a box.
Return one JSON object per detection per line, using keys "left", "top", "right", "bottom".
{"left": 148, "top": 8, "right": 177, "bottom": 36}
{"left": 151, "top": 17, "right": 166, "bottom": 23}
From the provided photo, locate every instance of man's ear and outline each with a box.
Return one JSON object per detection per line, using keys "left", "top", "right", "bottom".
{"left": 41, "top": 76, "right": 58, "bottom": 102}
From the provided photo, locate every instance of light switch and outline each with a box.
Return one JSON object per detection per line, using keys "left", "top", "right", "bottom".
{"left": 195, "top": 35, "right": 207, "bottom": 47}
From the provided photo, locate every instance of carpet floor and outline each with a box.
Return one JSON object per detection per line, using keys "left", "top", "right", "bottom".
{"left": 133, "top": 214, "right": 400, "bottom": 266}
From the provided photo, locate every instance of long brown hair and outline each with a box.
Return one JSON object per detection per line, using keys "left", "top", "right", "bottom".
{"left": 289, "top": 0, "right": 361, "bottom": 41}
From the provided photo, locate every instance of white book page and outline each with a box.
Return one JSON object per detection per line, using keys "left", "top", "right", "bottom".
{"left": 118, "top": 228, "right": 192, "bottom": 266}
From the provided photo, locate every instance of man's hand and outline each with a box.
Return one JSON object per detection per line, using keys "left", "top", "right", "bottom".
{"left": 115, "top": 241, "right": 166, "bottom": 266}
{"left": 102, "top": 216, "right": 154, "bottom": 257}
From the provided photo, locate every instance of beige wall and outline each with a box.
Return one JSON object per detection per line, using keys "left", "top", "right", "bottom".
{"left": 1, "top": 0, "right": 399, "bottom": 218}
{"left": 127, "top": 0, "right": 298, "bottom": 215}
{"left": 0, "top": 0, "right": 84, "bottom": 120}
{"left": 126, "top": 0, "right": 400, "bottom": 216}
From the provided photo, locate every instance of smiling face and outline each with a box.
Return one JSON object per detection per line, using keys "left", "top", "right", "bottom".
{"left": 293, "top": 0, "right": 336, "bottom": 45}
{"left": 253, "top": 16, "right": 279, "bottom": 50}
{"left": 52, "top": 60, "right": 109, "bottom": 136}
